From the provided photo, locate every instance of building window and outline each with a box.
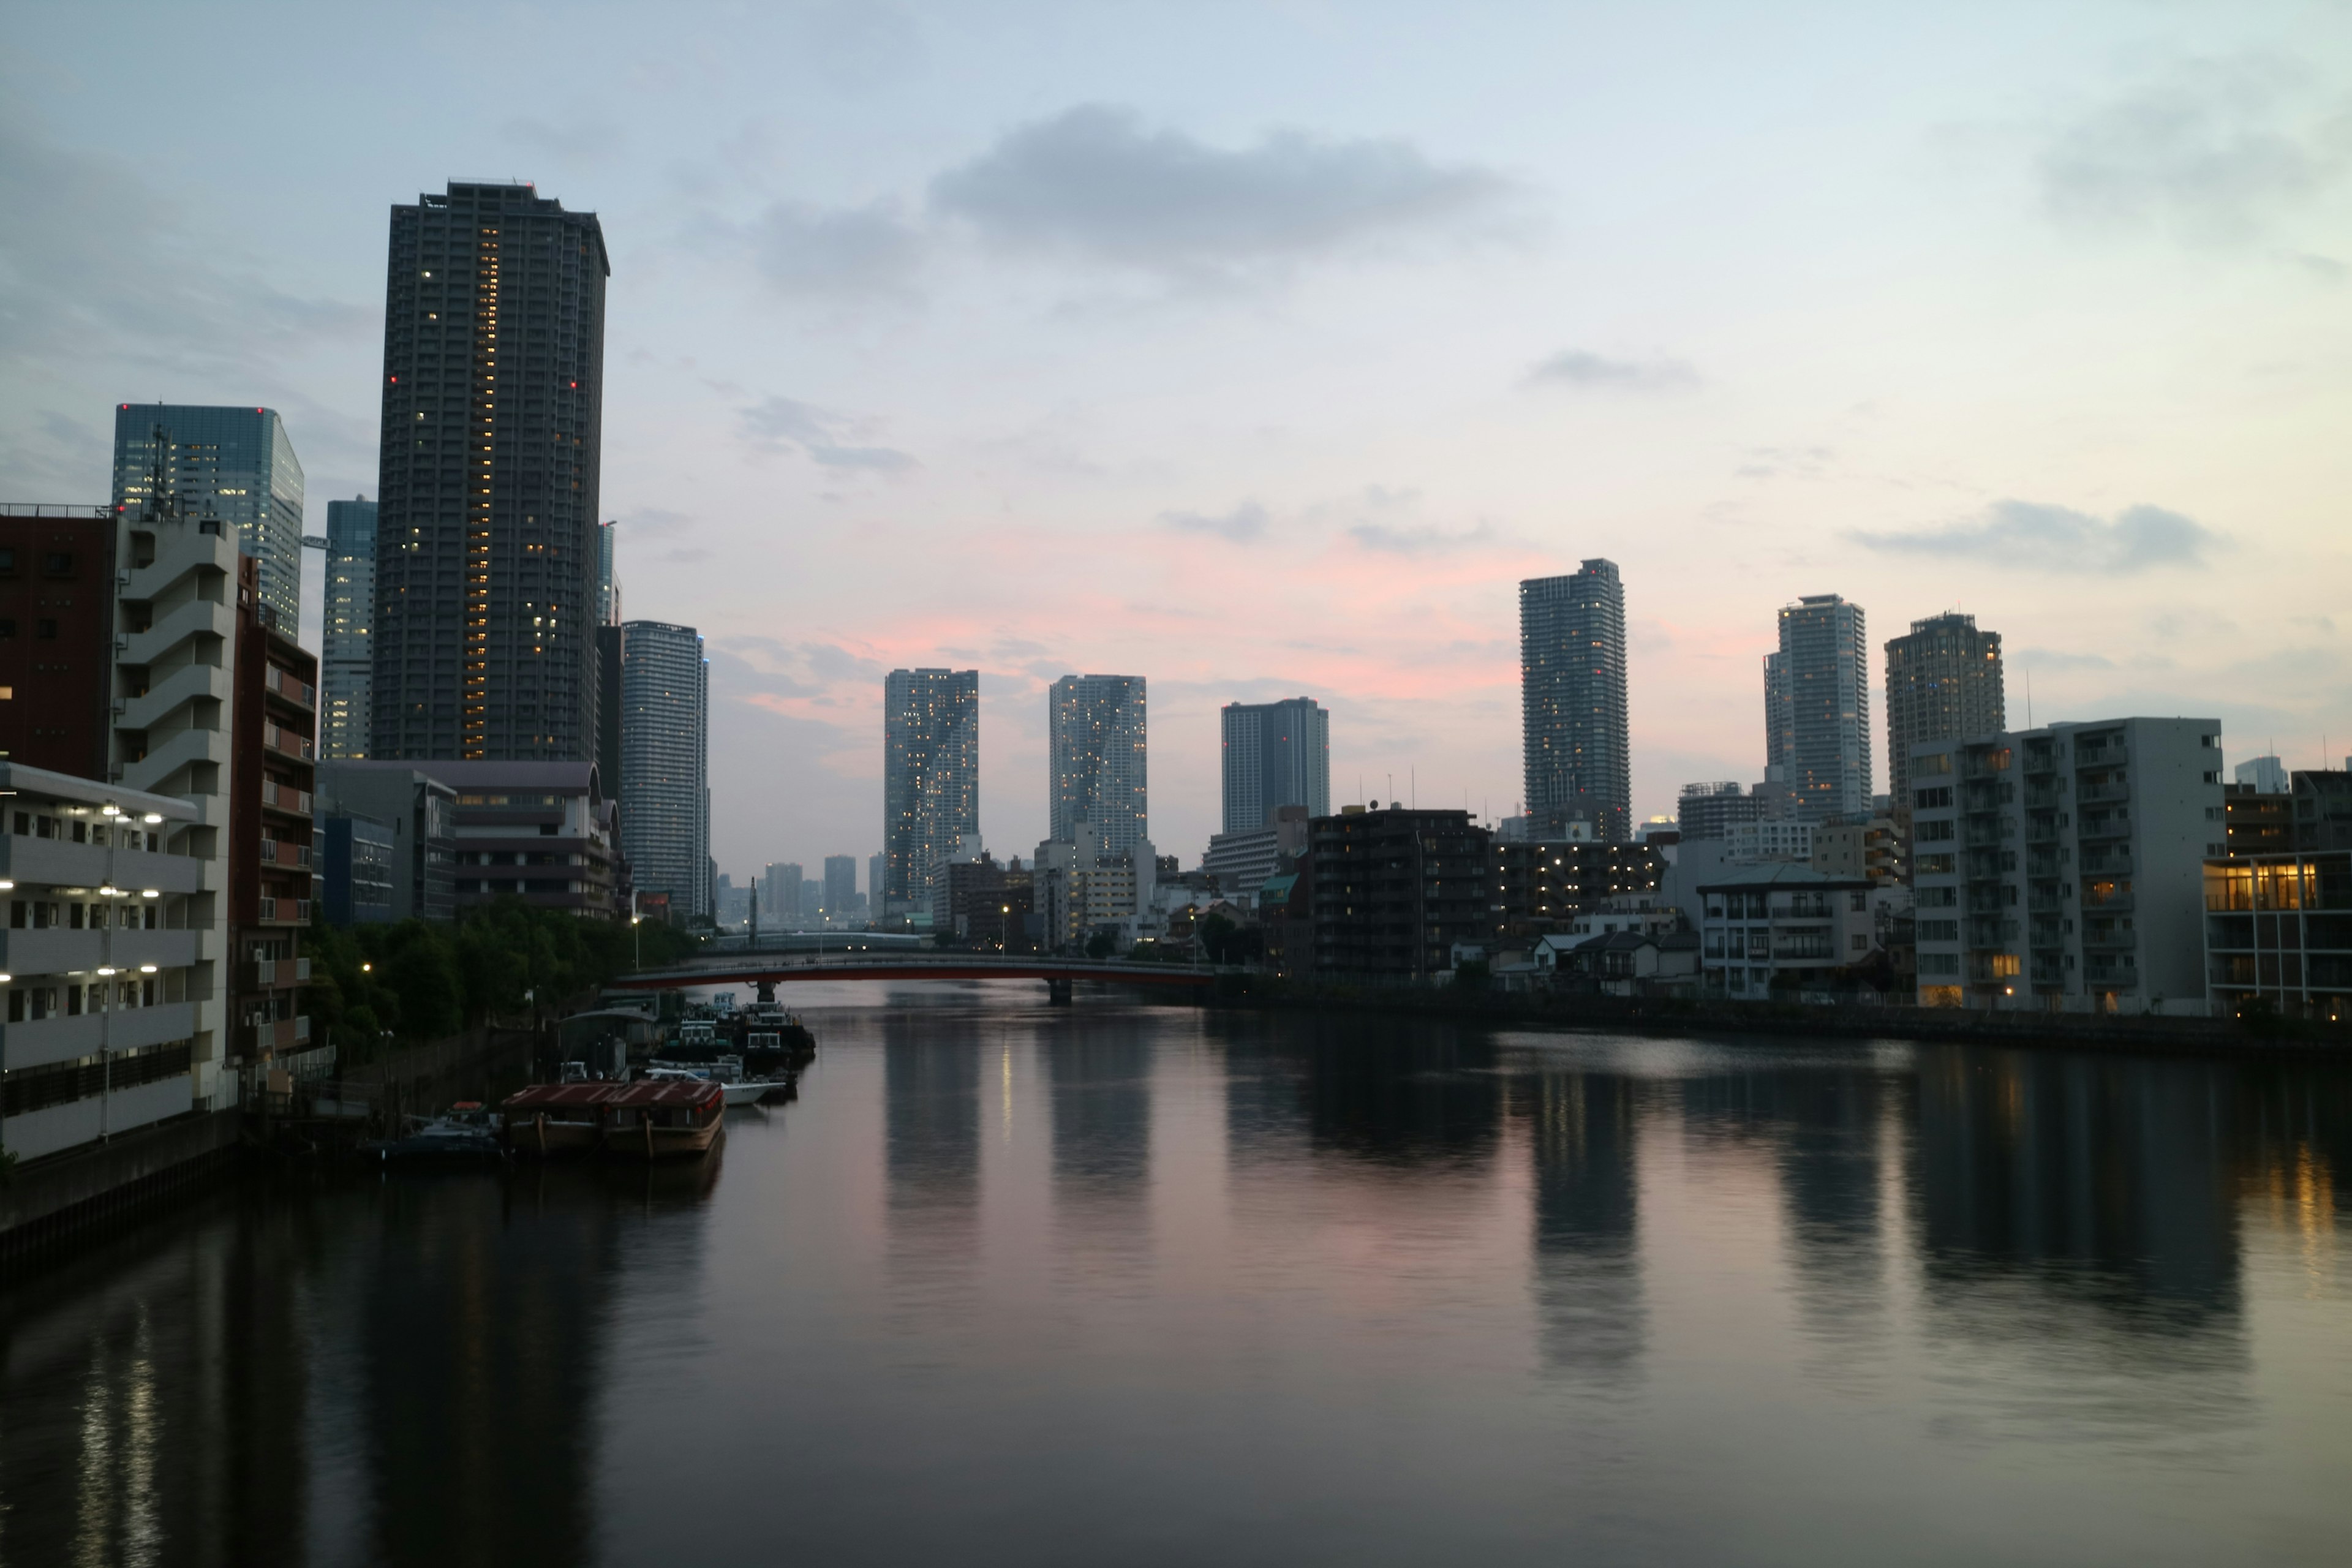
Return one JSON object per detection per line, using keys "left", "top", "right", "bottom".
{"left": 42, "top": 552, "right": 73, "bottom": 577}
{"left": 36, "top": 619, "right": 58, "bottom": 640}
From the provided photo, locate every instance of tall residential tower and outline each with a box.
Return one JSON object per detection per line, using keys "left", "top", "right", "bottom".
{"left": 1049, "top": 674, "right": 1148, "bottom": 856}
{"left": 1883, "top": 611, "right": 2002, "bottom": 802}
{"left": 371, "top": 180, "right": 609, "bottom": 762}
{"left": 1521, "top": 561, "right": 1631, "bottom": 842}
{"left": 110, "top": 404, "right": 306, "bottom": 630}
{"left": 882, "top": 669, "right": 979, "bottom": 921}
{"left": 321, "top": 495, "right": 378, "bottom": 760}
{"left": 619, "top": 620, "right": 709, "bottom": 918}
{"left": 1766, "top": 595, "right": 1871, "bottom": 822}
{"left": 1220, "top": 697, "right": 1329, "bottom": 834}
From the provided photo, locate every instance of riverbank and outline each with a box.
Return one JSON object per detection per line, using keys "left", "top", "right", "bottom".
{"left": 1207, "top": 976, "right": 2342, "bottom": 1054}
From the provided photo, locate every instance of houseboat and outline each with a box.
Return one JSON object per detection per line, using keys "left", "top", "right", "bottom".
{"left": 502, "top": 1083, "right": 626, "bottom": 1156}
{"left": 605, "top": 1078, "right": 726, "bottom": 1159}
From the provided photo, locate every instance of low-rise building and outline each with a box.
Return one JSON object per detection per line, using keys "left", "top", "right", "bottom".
{"left": 1547, "top": 930, "right": 1703, "bottom": 996}
{"left": 1311, "top": 806, "right": 1490, "bottom": 982}
{"left": 1811, "top": 811, "right": 1908, "bottom": 886}
{"left": 315, "top": 763, "right": 457, "bottom": 921}
{"left": 0, "top": 764, "right": 206, "bottom": 1163}
{"left": 1698, "top": 864, "right": 1883, "bottom": 1000}
{"left": 1491, "top": 839, "right": 1662, "bottom": 939}
{"left": 435, "top": 761, "right": 623, "bottom": 918}
{"left": 317, "top": 812, "right": 396, "bottom": 925}
{"left": 1202, "top": 805, "right": 1309, "bottom": 903}
{"left": 1910, "top": 718, "right": 2222, "bottom": 1013}
{"left": 1727, "top": 818, "right": 1812, "bottom": 864}
{"left": 2202, "top": 851, "right": 2351, "bottom": 1022}
{"left": 1676, "top": 780, "right": 1763, "bottom": 842}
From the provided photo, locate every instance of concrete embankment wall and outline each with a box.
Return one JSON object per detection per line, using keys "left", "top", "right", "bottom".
{"left": 0, "top": 1107, "right": 245, "bottom": 1262}
{"left": 1215, "top": 982, "right": 2339, "bottom": 1055}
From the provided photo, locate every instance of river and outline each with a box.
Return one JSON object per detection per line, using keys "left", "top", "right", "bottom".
{"left": 4, "top": 986, "right": 2350, "bottom": 1566}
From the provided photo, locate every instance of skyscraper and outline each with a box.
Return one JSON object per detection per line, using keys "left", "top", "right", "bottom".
{"left": 824, "top": 854, "right": 857, "bottom": 918}
{"left": 321, "top": 495, "right": 378, "bottom": 760}
{"left": 111, "top": 404, "right": 305, "bottom": 629}
{"left": 883, "top": 668, "right": 979, "bottom": 920}
{"left": 1049, "top": 674, "right": 1148, "bottom": 855}
{"left": 1220, "top": 697, "right": 1329, "bottom": 834}
{"left": 1883, "top": 611, "right": 2002, "bottom": 801}
{"left": 597, "top": 519, "right": 620, "bottom": 624}
{"left": 619, "top": 620, "right": 709, "bottom": 918}
{"left": 371, "top": 180, "right": 609, "bottom": 762}
{"left": 1520, "top": 561, "right": 1632, "bottom": 842}
{"left": 1766, "top": 595, "right": 1871, "bottom": 822}
{"left": 763, "top": 861, "right": 803, "bottom": 924}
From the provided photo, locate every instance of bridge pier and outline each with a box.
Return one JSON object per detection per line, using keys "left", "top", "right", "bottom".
{"left": 1044, "top": 978, "right": 1072, "bottom": 1006}
{"left": 754, "top": 981, "right": 777, "bottom": 1005}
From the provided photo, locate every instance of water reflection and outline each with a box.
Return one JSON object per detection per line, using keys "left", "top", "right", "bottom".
{"left": 2, "top": 1012, "right": 2349, "bottom": 1567}
{"left": 1525, "top": 1071, "right": 1643, "bottom": 1382}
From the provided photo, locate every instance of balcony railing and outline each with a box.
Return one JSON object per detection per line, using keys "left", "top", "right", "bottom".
{"left": 262, "top": 721, "right": 315, "bottom": 761}
{"left": 246, "top": 956, "right": 312, "bottom": 987}
{"left": 265, "top": 666, "right": 316, "bottom": 710}
{"left": 258, "top": 837, "right": 314, "bottom": 869}
{"left": 260, "top": 780, "right": 312, "bottom": 816}
{"left": 255, "top": 896, "right": 313, "bottom": 924}
{"left": 246, "top": 1014, "right": 312, "bottom": 1053}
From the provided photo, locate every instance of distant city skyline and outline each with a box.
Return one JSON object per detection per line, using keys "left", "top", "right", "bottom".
{"left": 10, "top": 4, "right": 2348, "bottom": 873}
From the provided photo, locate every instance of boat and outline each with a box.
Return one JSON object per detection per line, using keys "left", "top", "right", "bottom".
{"left": 364, "top": 1104, "right": 507, "bottom": 1164}
{"left": 604, "top": 1078, "right": 726, "bottom": 1158}
{"left": 502, "top": 1082, "right": 627, "bottom": 1155}
{"left": 644, "top": 1064, "right": 790, "bottom": 1109}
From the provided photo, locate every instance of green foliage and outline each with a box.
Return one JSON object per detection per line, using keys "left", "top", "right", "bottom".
{"left": 308, "top": 899, "right": 704, "bottom": 1056}
{"left": 1450, "top": 959, "right": 1492, "bottom": 993}
{"left": 1084, "top": 929, "right": 1117, "bottom": 959}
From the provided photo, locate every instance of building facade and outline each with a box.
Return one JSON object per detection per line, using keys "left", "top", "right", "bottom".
{"left": 432, "top": 761, "right": 622, "bottom": 918}
{"left": 1698, "top": 864, "right": 1883, "bottom": 999}
{"left": 598, "top": 519, "right": 620, "bottom": 625}
{"left": 1882, "top": 612, "right": 2002, "bottom": 803}
{"left": 228, "top": 555, "right": 317, "bottom": 1079}
{"left": 314, "top": 764, "right": 457, "bottom": 922}
{"left": 1202, "top": 804, "right": 1309, "bottom": 903}
{"left": 882, "top": 669, "right": 979, "bottom": 922}
{"left": 824, "top": 854, "right": 857, "bottom": 921}
{"left": 618, "top": 620, "right": 709, "bottom": 918}
{"left": 1676, "top": 781, "right": 1763, "bottom": 842}
{"left": 1491, "top": 840, "right": 1664, "bottom": 940}
{"left": 0, "top": 765, "right": 206, "bottom": 1163}
{"left": 763, "top": 862, "right": 804, "bottom": 926}
{"left": 1910, "top": 718, "right": 2222, "bottom": 1012}
{"left": 111, "top": 404, "right": 305, "bottom": 632}
{"left": 0, "top": 505, "right": 116, "bottom": 780}
{"left": 1768, "top": 594, "right": 1871, "bottom": 823}
{"left": 320, "top": 494, "right": 377, "bottom": 761}
{"left": 1050, "top": 674, "right": 1147, "bottom": 856}
{"left": 1521, "top": 561, "right": 1632, "bottom": 842}
{"left": 371, "top": 180, "right": 609, "bottom": 763}
{"left": 1310, "top": 807, "right": 1491, "bottom": 981}
{"left": 1220, "top": 697, "right": 1329, "bottom": 835}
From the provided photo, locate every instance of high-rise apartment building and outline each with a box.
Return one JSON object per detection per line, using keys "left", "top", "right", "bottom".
{"left": 1677, "top": 781, "right": 1766, "bottom": 842}
{"left": 882, "top": 669, "right": 979, "bottom": 921}
{"left": 2234, "top": 755, "right": 2288, "bottom": 794}
{"left": 1910, "top": 718, "right": 2222, "bottom": 1014}
{"left": 111, "top": 404, "right": 305, "bottom": 631}
{"left": 763, "top": 862, "right": 803, "bottom": 924}
{"left": 1049, "top": 674, "right": 1147, "bottom": 855}
{"left": 320, "top": 495, "right": 378, "bottom": 760}
{"left": 618, "top": 621, "right": 709, "bottom": 918}
{"left": 597, "top": 519, "right": 620, "bottom": 625}
{"left": 1766, "top": 595, "right": 1871, "bottom": 823}
{"left": 1883, "top": 611, "right": 2002, "bottom": 802}
{"left": 1220, "top": 697, "right": 1329, "bottom": 835}
{"left": 868, "top": 852, "right": 885, "bottom": 918}
{"left": 371, "top": 180, "right": 609, "bottom": 763}
{"left": 1521, "top": 561, "right": 1631, "bottom": 842}
{"left": 824, "top": 854, "right": 856, "bottom": 919}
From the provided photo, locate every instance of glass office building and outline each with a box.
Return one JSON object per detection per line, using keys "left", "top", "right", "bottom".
{"left": 322, "top": 495, "right": 378, "bottom": 759}
{"left": 111, "top": 404, "right": 306, "bottom": 630}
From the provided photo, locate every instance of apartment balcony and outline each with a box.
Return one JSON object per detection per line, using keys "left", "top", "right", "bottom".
{"left": 246, "top": 1014, "right": 312, "bottom": 1054}
{"left": 260, "top": 780, "right": 312, "bottom": 818}
{"left": 245, "top": 956, "right": 312, "bottom": 989}
{"left": 258, "top": 836, "right": 314, "bottom": 871}
{"left": 2077, "top": 815, "right": 2131, "bottom": 841}
{"left": 2075, "top": 745, "right": 2130, "bottom": 770}
{"left": 2079, "top": 849, "right": 2133, "bottom": 876}
{"left": 2026, "top": 814, "right": 2060, "bottom": 843}
{"left": 264, "top": 666, "right": 316, "bottom": 712}
{"left": 2078, "top": 782, "right": 2131, "bottom": 805}
{"left": 2081, "top": 891, "right": 2135, "bottom": 914}
{"left": 262, "top": 720, "right": 315, "bottom": 762}
{"left": 255, "top": 895, "right": 312, "bottom": 925}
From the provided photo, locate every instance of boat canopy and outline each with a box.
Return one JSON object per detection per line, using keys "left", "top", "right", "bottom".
{"left": 609, "top": 1079, "right": 725, "bottom": 1111}
{"left": 504, "top": 1083, "right": 628, "bottom": 1113}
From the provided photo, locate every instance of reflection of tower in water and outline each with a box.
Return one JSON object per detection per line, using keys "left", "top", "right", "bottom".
{"left": 1048, "top": 1037, "right": 1154, "bottom": 1261}
{"left": 1528, "top": 1071, "right": 1644, "bottom": 1381}
{"left": 884, "top": 1022, "right": 984, "bottom": 1278}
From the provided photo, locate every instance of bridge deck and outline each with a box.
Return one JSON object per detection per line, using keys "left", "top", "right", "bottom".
{"left": 612, "top": 954, "right": 1221, "bottom": 990}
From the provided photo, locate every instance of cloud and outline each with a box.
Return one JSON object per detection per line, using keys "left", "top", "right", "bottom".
{"left": 1526, "top": 349, "right": 1699, "bottom": 393}
{"left": 1158, "top": 500, "right": 1268, "bottom": 542}
{"left": 2008, "top": 647, "right": 2116, "bottom": 673}
{"left": 623, "top": 507, "right": 696, "bottom": 537}
{"left": 1348, "top": 520, "right": 1499, "bottom": 555}
{"left": 737, "top": 396, "right": 920, "bottom": 475}
{"left": 801, "top": 1, "right": 925, "bottom": 92}
{"left": 500, "top": 117, "right": 624, "bottom": 168}
{"left": 0, "top": 111, "right": 367, "bottom": 372}
{"left": 2038, "top": 61, "right": 2350, "bottom": 244}
{"left": 929, "top": 104, "right": 1510, "bottom": 280}
{"left": 745, "top": 198, "right": 925, "bottom": 295}
{"left": 1852, "top": 500, "right": 2223, "bottom": 575}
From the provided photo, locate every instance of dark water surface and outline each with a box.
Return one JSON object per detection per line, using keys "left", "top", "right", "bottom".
{"left": 7, "top": 986, "right": 2352, "bottom": 1566}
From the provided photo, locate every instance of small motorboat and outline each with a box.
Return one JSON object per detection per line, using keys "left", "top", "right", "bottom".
{"left": 364, "top": 1104, "right": 506, "bottom": 1164}
{"left": 644, "top": 1064, "right": 788, "bottom": 1109}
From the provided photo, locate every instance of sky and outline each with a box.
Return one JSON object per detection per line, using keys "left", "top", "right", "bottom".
{"left": 4, "top": 0, "right": 2349, "bottom": 880}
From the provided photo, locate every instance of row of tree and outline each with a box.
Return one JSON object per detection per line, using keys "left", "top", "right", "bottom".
{"left": 305, "top": 900, "right": 701, "bottom": 1063}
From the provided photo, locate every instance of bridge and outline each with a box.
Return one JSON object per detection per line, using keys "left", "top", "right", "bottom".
{"left": 610, "top": 951, "right": 1227, "bottom": 1004}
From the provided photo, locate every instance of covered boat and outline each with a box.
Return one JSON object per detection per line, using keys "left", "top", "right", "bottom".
{"left": 605, "top": 1078, "right": 726, "bottom": 1159}
{"left": 503, "top": 1083, "right": 627, "bottom": 1156}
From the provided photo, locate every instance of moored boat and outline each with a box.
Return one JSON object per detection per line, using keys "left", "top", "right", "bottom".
{"left": 363, "top": 1104, "right": 506, "bottom": 1164}
{"left": 605, "top": 1078, "right": 726, "bottom": 1158}
{"left": 503, "top": 1083, "right": 626, "bottom": 1156}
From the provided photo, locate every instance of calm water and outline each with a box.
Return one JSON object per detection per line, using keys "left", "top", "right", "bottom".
{"left": 6, "top": 986, "right": 2351, "bottom": 1567}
